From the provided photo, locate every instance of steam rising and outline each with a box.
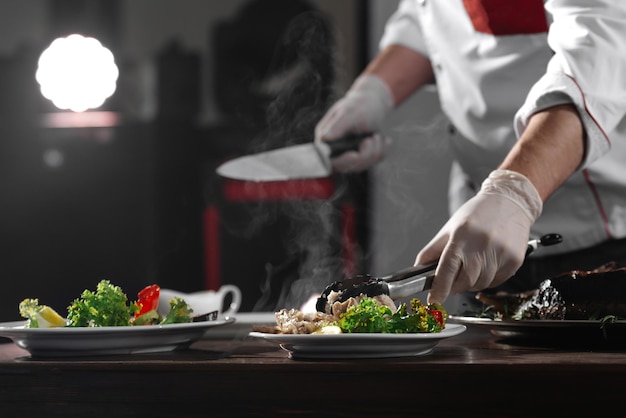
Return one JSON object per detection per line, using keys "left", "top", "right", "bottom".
{"left": 223, "top": 7, "right": 349, "bottom": 311}
{"left": 370, "top": 100, "right": 452, "bottom": 274}
{"left": 222, "top": 4, "right": 453, "bottom": 310}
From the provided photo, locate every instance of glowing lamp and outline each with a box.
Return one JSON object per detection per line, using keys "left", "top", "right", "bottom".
{"left": 36, "top": 34, "right": 119, "bottom": 112}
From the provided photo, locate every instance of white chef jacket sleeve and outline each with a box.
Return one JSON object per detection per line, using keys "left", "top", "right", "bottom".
{"left": 514, "top": 0, "right": 626, "bottom": 167}
{"left": 378, "top": 0, "right": 429, "bottom": 56}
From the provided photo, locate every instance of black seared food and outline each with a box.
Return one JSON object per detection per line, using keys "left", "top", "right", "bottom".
{"left": 477, "top": 263, "right": 626, "bottom": 320}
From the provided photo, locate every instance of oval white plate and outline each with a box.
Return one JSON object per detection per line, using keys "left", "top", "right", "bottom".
{"left": 0, "top": 318, "right": 235, "bottom": 357}
{"left": 249, "top": 323, "right": 466, "bottom": 359}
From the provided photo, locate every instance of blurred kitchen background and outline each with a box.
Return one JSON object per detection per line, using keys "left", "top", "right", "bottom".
{"left": 0, "top": 0, "right": 451, "bottom": 321}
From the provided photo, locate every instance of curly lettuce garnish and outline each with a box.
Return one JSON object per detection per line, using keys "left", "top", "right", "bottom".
{"left": 66, "top": 280, "right": 140, "bottom": 327}
{"left": 161, "top": 297, "right": 193, "bottom": 325}
{"left": 337, "top": 297, "right": 447, "bottom": 333}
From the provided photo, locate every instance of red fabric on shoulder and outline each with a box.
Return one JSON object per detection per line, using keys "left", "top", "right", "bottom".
{"left": 463, "top": 0, "right": 548, "bottom": 35}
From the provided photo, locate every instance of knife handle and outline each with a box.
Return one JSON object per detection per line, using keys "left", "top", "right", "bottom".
{"left": 326, "top": 132, "right": 375, "bottom": 158}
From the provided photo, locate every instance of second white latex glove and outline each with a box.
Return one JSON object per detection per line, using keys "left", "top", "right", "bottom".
{"left": 415, "top": 170, "right": 543, "bottom": 304}
{"left": 315, "top": 74, "right": 393, "bottom": 172}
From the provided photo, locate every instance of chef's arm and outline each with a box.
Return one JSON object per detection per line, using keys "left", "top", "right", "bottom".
{"left": 500, "top": 103, "right": 585, "bottom": 201}
{"left": 417, "top": 103, "right": 586, "bottom": 304}
{"left": 315, "top": 44, "right": 434, "bottom": 172}
{"left": 361, "top": 44, "right": 435, "bottom": 107}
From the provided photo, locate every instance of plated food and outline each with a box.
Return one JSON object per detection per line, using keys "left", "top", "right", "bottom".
{"left": 18, "top": 280, "right": 206, "bottom": 329}
{"left": 451, "top": 263, "right": 626, "bottom": 344}
{"left": 1, "top": 280, "right": 234, "bottom": 357}
{"left": 475, "top": 262, "right": 626, "bottom": 321}
{"left": 253, "top": 293, "right": 449, "bottom": 335}
{"left": 250, "top": 291, "right": 465, "bottom": 359}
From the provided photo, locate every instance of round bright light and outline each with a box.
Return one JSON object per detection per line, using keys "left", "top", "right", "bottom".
{"left": 36, "top": 34, "right": 119, "bottom": 112}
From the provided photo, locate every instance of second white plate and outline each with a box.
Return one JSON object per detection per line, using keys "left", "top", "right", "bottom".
{"left": 249, "top": 323, "right": 466, "bottom": 359}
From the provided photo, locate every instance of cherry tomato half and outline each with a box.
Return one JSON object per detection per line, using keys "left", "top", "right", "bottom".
{"left": 428, "top": 303, "right": 448, "bottom": 328}
{"left": 430, "top": 309, "right": 445, "bottom": 327}
{"left": 136, "top": 284, "right": 160, "bottom": 317}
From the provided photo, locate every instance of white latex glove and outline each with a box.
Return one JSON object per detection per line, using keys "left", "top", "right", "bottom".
{"left": 315, "top": 74, "right": 393, "bottom": 172}
{"left": 415, "top": 170, "right": 543, "bottom": 304}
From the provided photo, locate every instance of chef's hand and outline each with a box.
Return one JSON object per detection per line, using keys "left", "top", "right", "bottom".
{"left": 415, "top": 170, "right": 543, "bottom": 304}
{"left": 315, "top": 74, "right": 393, "bottom": 172}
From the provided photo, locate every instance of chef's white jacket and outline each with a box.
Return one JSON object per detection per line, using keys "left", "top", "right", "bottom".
{"left": 380, "top": 0, "right": 626, "bottom": 255}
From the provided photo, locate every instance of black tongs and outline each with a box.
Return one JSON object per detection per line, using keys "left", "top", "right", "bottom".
{"left": 316, "top": 233, "right": 563, "bottom": 313}
{"left": 316, "top": 263, "right": 436, "bottom": 312}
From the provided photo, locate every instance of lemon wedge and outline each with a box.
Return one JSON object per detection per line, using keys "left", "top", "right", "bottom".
{"left": 313, "top": 325, "right": 342, "bottom": 334}
{"left": 35, "top": 306, "right": 67, "bottom": 328}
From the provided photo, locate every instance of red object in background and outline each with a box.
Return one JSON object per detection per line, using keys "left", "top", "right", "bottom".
{"left": 203, "top": 177, "right": 360, "bottom": 291}
{"left": 222, "top": 178, "right": 335, "bottom": 202}
{"left": 462, "top": 0, "right": 548, "bottom": 35}
{"left": 136, "top": 284, "right": 161, "bottom": 316}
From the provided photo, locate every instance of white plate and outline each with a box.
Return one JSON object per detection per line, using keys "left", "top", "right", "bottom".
{"left": 205, "top": 312, "right": 276, "bottom": 340}
{"left": 249, "top": 323, "right": 466, "bottom": 359}
{"left": 450, "top": 316, "right": 626, "bottom": 342}
{"left": 0, "top": 318, "right": 235, "bottom": 357}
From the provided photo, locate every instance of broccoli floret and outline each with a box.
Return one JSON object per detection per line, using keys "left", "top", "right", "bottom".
{"left": 66, "top": 280, "right": 139, "bottom": 327}
{"left": 160, "top": 297, "right": 193, "bottom": 325}
{"left": 19, "top": 298, "right": 43, "bottom": 328}
{"left": 338, "top": 298, "right": 394, "bottom": 333}
{"left": 19, "top": 298, "right": 67, "bottom": 328}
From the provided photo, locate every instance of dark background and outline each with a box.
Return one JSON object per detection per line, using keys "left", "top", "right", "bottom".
{"left": 0, "top": 0, "right": 371, "bottom": 320}
{"left": 0, "top": 0, "right": 455, "bottom": 321}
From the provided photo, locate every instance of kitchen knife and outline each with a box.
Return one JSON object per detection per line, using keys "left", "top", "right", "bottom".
{"left": 216, "top": 132, "right": 373, "bottom": 181}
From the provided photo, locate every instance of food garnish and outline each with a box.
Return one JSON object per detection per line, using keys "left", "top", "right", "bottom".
{"left": 160, "top": 297, "right": 194, "bottom": 325}
{"left": 254, "top": 296, "right": 448, "bottom": 335}
{"left": 339, "top": 298, "right": 447, "bottom": 333}
{"left": 67, "top": 280, "right": 140, "bottom": 327}
{"left": 312, "top": 325, "right": 342, "bottom": 334}
{"left": 19, "top": 280, "right": 194, "bottom": 328}
{"left": 136, "top": 284, "right": 161, "bottom": 317}
{"left": 19, "top": 299, "right": 67, "bottom": 328}
{"left": 132, "top": 309, "right": 162, "bottom": 326}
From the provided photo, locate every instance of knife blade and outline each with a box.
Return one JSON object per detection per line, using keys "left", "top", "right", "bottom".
{"left": 216, "top": 132, "right": 372, "bottom": 181}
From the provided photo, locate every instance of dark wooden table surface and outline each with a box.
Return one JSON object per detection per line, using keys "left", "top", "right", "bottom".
{"left": 1, "top": 323, "right": 626, "bottom": 417}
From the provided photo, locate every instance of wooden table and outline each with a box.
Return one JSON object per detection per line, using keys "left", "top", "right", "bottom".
{"left": 1, "top": 325, "right": 625, "bottom": 417}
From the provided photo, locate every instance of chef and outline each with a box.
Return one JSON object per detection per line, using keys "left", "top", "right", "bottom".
{"left": 315, "top": 0, "right": 626, "bottom": 311}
